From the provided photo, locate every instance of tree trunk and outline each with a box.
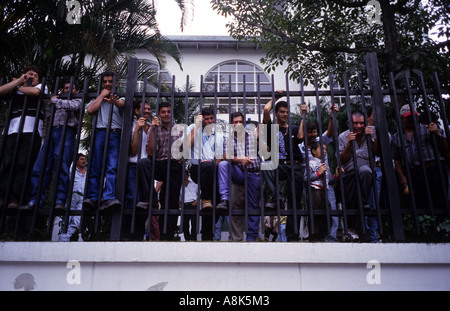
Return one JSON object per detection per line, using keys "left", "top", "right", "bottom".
{"left": 379, "top": 0, "right": 400, "bottom": 75}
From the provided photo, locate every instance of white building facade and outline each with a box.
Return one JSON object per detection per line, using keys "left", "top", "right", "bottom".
{"left": 135, "top": 35, "right": 302, "bottom": 122}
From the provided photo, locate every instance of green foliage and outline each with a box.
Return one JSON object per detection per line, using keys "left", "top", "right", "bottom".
{"left": 211, "top": 0, "right": 450, "bottom": 89}
{"left": 403, "top": 214, "right": 450, "bottom": 242}
{"left": 0, "top": 0, "right": 182, "bottom": 89}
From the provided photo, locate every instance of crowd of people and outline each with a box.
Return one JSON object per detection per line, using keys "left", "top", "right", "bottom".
{"left": 0, "top": 65, "right": 448, "bottom": 242}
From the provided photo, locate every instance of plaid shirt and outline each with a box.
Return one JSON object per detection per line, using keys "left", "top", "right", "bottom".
{"left": 152, "top": 123, "right": 184, "bottom": 161}
{"left": 392, "top": 123, "right": 445, "bottom": 167}
{"left": 50, "top": 97, "right": 82, "bottom": 127}
{"left": 223, "top": 127, "right": 261, "bottom": 171}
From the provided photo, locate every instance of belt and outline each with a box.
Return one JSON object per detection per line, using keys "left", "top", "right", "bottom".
{"left": 279, "top": 160, "right": 299, "bottom": 165}
{"left": 247, "top": 168, "right": 260, "bottom": 173}
{"left": 375, "top": 161, "right": 382, "bottom": 168}
{"left": 111, "top": 128, "right": 121, "bottom": 134}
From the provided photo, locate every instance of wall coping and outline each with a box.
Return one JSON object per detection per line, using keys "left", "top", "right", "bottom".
{"left": 1, "top": 242, "right": 449, "bottom": 264}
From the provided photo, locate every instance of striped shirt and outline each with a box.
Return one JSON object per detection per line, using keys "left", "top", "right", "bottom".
{"left": 223, "top": 127, "right": 261, "bottom": 171}
{"left": 51, "top": 97, "right": 82, "bottom": 127}
{"left": 392, "top": 123, "right": 444, "bottom": 167}
{"left": 153, "top": 123, "right": 184, "bottom": 161}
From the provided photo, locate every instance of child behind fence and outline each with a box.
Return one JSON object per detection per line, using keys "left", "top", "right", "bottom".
{"left": 305, "top": 141, "right": 340, "bottom": 241}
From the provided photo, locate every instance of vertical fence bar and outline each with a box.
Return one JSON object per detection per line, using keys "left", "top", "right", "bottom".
{"left": 314, "top": 80, "right": 330, "bottom": 236}
{"left": 195, "top": 76, "right": 204, "bottom": 237}
{"left": 62, "top": 76, "right": 89, "bottom": 235}
{"left": 80, "top": 76, "right": 102, "bottom": 237}
{"left": 404, "top": 74, "right": 435, "bottom": 215}
{"left": 328, "top": 73, "right": 348, "bottom": 236}
{"left": 358, "top": 73, "right": 383, "bottom": 235}
{"left": 178, "top": 75, "right": 190, "bottom": 237}
{"left": 27, "top": 77, "right": 56, "bottom": 234}
{"left": 161, "top": 75, "right": 176, "bottom": 238}
{"left": 417, "top": 71, "right": 449, "bottom": 212}
{"left": 130, "top": 74, "right": 148, "bottom": 235}
{"left": 343, "top": 73, "right": 366, "bottom": 235}
{"left": 284, "top": 74, "right": 299, "bottom": 239}
{"left": 111, "top": 57, "right": 138, "bottom": 241}
{"left": 146, "top": 75, "right": 162, "bottom": 240}
{"left": 388, "top": 72, "right": 419, "bottom": 233}
{"left": 365, "top": 52, "right": 405, "bottom": 241}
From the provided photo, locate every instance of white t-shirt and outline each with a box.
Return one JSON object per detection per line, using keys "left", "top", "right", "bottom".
{"left": 8, "top": 83, "right": 48, "bottom": 137}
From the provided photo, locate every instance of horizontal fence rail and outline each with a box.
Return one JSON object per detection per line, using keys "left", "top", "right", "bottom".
{"left": 0, "top": 53, "right": 449, "bottom": 242}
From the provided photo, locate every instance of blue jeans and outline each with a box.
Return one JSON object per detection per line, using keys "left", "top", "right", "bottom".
{"left": 126, "top": 163, "right": 138, "bottom": 209}
{"left": 218, "top": 161, "right": 261, "bottom": 241}
{"left": 58, "top": 192, "right": 83, "bottom": 241}
{"left": 86, "top": 129, "right": 120, "bottom": 201}
{"left": 367, "top": 166, "right": 382, "bottom": 241}
{"left": 29, "top": 127, "right": 76, "bottom": 206}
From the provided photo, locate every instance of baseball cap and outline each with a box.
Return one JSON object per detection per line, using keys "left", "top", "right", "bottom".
{"left": 400, "top": 104, "right": 419, "bottom": 117}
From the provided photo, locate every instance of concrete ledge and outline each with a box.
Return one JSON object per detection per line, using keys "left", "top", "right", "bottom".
{"left": 1, "top": 242, "right": 449, "bottom": 264}
{"left": 1, "top": 242, "right": 449, "bottom": 291}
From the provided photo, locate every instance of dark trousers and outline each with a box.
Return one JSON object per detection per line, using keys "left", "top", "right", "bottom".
{"left": 310, "top": 187, "right": 327, "bottom": 240}
{"left": 189, "top": 162, "right": 219, "bottom": 240}
{"left": 410, "top": 163, "right": 448, "bottom": 209}
{"left": 137, "top": 158, "right": 182, "bottom": 241}
{"left": 263, "top": 163, "right": 303, "bottom": 241}
{"left": 342, "top": 165, "right": 373, "bottom": 234}
{"left": 0, "top": 133, "right": 41, "bottom": 204}
{"left": 182, "top": 202, "right": 197, "bottom": 241}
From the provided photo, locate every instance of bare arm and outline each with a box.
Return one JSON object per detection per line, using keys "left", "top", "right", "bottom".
{"left": 146, "top": 117, "right": 160, "bottom": 156}
{"left": 130, "top": 118, "right": 147, "bottom": 156}
{"left": 0, "top": 74, "right": 36, "bottom": 97}
{"left": 263, "top": 90, "right": 284, "bottom": 124}
{"left": 87, "top": 88, "right": 110, "bottom": 115}
{"left": 340, "top": 132, "right": 354, "bottom": 165}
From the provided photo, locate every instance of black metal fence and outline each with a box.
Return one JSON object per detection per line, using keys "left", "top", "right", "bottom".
{"left": 0, "top": 53, "right": 449, "bottom": 242}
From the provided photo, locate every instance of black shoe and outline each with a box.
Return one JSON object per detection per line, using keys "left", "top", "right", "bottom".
{"left": 83, "top": 199, "right": 98, "bottom": 210}
{"left": 99, "top": 199, "right": 121, "bottom": 211}
{"left": 55, "top": 203, "right": 65, "bottom": 210}
{"left": 136, "top": 201, "right": 149, "bottom": 209}
{"left": 19, "top": 202, "right": 34, "bottom": 210}
{"left": 265, "top": 200, "right": 281, "bottom": 209}
{"left": 216, "top": 199, "right": 229, "bottom": 210}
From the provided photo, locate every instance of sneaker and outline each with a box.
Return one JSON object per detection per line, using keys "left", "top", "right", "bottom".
{"left": 99, "top": 199, "right": 121, "bottom": 211}
{"left": 83, "top": 199, "right": 98, "bottom": 210}
{"left": 216, "top": 199, "right": 229, "bottom": 210}
{"left": 265, "top": 200, "right": 281, "bottom": 209}
{"left": 19, "top": 201, "right": 34, "bottom": 210}
{"left": 201, "top": 199, "right": 213, "bottom": 210}
{"left": 136, "top": 201, "right": 149, "bottom": 209}
{"left": 362, "top": 204, "right": 372, "bottom": 209}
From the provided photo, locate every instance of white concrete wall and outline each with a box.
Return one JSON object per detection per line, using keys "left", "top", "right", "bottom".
{"left": 1, "top": 242, "right": 449, "bottom": 291}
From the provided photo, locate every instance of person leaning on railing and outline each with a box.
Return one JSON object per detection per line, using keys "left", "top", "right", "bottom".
{"left": 22, "top": 81, "right": 82, "bottom": 211}
{"left": 0, "top": 65, "right": 46, "bottom": 210}
{"left": 392, "top": 104, "right": 449, "bottom": 209}
{"left": 83, "top": 71, "right": 124, "bottom": 211}
{"left": 262, "top": 90, "right": 304, "bottom": 242}
{"left": 298, "top": 103, "right": 340, "bottom": 242}
{"left": 339, "top": 111, "right": 379, "bottom": 241}
{"left": 217, "top": 111, "right": 262, "bottom": 242}
{"left": 187, "top": 107, "right": 225, "bottom": 241}
{"left": 136, "top": 101, "right": 184, "bottom": 241}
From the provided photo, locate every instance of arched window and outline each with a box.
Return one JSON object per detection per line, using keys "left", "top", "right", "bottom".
{"left": 202, "top": 60, "right": 272, "bottom": 117}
